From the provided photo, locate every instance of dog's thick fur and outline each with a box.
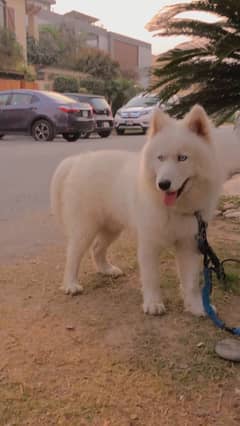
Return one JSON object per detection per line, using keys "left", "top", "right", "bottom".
{"left": 50, "top": 105, "right": 237, "bottom": 316}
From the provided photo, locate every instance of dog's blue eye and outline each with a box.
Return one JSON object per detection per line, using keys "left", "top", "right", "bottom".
{"left": 158, "top": 155, "right": 165, "bottom": 161}
{"left": 178, "top": 155, "right": 188, "bottom": 162}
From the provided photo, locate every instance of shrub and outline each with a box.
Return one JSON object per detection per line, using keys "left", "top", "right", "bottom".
{"left": 53, "top": 76, "right": 79, "bottom": 92}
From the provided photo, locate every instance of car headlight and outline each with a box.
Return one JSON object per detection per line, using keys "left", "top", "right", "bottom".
{"left": 140, "top": 109, "right": 151, "bottom": 116}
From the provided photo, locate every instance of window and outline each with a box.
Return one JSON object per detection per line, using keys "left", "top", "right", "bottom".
{"left": 0, "top": 0, "right": 5, "bottom": 28}
{"left": 0, "top": 93, "right": 9, "bottom": 106}
{"left": 31, "top": 95, "right": 40, "bottom": 104}
{"left": 6, "top": 6, "right": 15, "bottom": 33}
{"left": 90, "top": 98, "right": 109, "bottom": 109}
{"left": 126, "top": 96, "right": 159, "bottom": 108}
{"left": 10, "top": 94, "right": 33, "bottom": 106}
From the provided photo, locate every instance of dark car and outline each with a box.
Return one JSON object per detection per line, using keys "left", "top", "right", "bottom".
{"left": 0, "top": 90, "right": 95, "bottom": 142}
{"left": 64, "top": 93, "right": 113, "bottom": 138}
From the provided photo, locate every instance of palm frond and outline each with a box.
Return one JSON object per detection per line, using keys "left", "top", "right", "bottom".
{"left": 149, "top": 0, "right": 240, "bottom": 125}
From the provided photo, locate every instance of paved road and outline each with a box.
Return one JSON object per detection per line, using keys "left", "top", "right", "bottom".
{"left": 0, "top": 133, "right": 145, "bottom": 261}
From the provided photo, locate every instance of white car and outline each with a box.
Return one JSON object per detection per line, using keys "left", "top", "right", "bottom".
{"left": 114, "top": 94, "right": 162, "bottom": 135}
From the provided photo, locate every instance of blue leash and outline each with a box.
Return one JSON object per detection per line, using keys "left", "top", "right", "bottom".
{"left": 195, "top": 212, "right": 240, "bottom": 337}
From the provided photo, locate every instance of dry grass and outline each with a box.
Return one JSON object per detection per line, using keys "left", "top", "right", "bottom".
{"left": 0, "top": 219, "right": 240, "bottom": 426}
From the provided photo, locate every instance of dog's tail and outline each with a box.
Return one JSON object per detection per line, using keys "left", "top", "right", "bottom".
{"left": 50, "top": 156, "right": 75, "bottom": 226}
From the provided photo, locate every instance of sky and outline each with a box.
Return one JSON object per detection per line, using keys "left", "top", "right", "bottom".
{"left": 53, "top": 0, "right": 194, "bottom": 55}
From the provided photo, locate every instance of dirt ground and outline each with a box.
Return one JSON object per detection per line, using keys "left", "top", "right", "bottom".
{"left": 0, "top": 218, "right": 240, "bottom": 426}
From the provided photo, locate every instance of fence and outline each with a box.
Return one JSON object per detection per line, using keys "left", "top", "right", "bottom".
{"left": 0, "top": 79, "right": 38, "bottom": 91}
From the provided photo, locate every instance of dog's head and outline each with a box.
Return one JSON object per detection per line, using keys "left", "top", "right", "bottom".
{"left": 141, "top": 105, "right": 219, "bottom": 211}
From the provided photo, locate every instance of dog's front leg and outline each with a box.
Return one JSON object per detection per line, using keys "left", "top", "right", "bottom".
{"left": 138, "top": 241, "right": 166, "bottom": 315}
{"left": 175, "top": 240, "right": 205, "bottom": 316}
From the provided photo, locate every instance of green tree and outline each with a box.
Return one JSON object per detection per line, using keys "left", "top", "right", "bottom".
{"left": 80, "top": 76, "right": 141, "bottom": 114}
{"left": 147, "top": 0, "right": 240, "bottom": 124}
{"left": 27, "top": 27, "right": 61, "bottom": 67}
{"left": 0, "top": 28, "right": 24, "bottom": 71}
{"left": 53, "top": 76, "right": 79, "bottom": 92}
{"left": 79, "top": 77, "right": 106, "bottom": 95}
{"left": 74, "top": 48, "right": 120, "bottom": 80}
{"left": 28, "top": 24, "right": 86, "bottom": 68}
{"left": 105, "top": 78, "right": 142, "bottom": 114}
{"left": 57, "top": 23, "right": 86, "bottom": 68}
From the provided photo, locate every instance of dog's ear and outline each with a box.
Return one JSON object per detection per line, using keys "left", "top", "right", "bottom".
{"left": 184, "top": 105, "right": 211, "bottom": 142}
{"left": 148, "top": 108, "right": 170, "bottom": 138}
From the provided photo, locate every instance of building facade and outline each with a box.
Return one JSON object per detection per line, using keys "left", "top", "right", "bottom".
{"left": 26, "top": 0, "right": 55, "bottom": 40}
{"left": 0, "top": 0, "right": 56, "bottom": 59}
{"left": 37, "top": 9, "right": 152, "bottom": 88}
{"left": 0, "top": 0, "right": 27, "bottom": 58}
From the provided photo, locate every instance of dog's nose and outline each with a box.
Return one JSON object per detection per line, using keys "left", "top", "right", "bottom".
{"left": 158, "top": 180, "right": 171, "bottom": 191}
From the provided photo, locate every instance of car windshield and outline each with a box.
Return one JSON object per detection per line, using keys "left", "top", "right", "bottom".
{"left": 125, "top": 96, "right": 159, "bottom": 108}
{"left": 90, "top": 98, "right": 109, "bottom": 109}
{"left": 43, "top": 92, "right": 75, "bottom": 103}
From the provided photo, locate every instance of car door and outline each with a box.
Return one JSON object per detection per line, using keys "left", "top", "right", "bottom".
{"left": 3, "top": 93, "right": 36, "bottom": 132}
{"left": 0, "top": 92, "right": 11, "bottom": 132}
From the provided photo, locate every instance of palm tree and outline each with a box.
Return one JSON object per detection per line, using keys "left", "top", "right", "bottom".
{"left": 146, "top": 0, "right": 240, "bottom": 124}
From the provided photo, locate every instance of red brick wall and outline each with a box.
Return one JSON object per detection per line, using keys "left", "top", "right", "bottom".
{"left": 113, "top": 39, "right": 138, "bottom": 71}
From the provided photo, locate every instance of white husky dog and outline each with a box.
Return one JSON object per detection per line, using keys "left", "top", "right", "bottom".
{"left": 50, "top": 105, "right": 237, "bottom": 316}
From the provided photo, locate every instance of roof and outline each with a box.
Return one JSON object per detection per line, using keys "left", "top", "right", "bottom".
{"left": 64, "top": 10, "right": 99, "bottom": 24}
{"left": 109, "top": 31, "right": 151, "bottom": 49}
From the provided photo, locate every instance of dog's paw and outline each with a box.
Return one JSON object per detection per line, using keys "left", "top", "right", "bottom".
{"left": 60, "top": 282, "right": 83, "bottom": 296}
{"left": 184, "top": 300, "right": 205, "bottom": 317}
{"left": 184, "top": 294, "right": 217, "bottom": 316}
{"left": 143, "top": 301, "right": 166, "bottom": 316}
{"left": 101, "top": 265, "right": 123, "bottom": 277}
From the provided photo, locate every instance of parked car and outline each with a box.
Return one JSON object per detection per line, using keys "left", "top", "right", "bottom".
{"left": 0, "top": 90, "right": 94, "bottom": 142}
{"left": 64, "top": 93, "right": 113, "bottom": 138}
{"left": 114, "top": 94, "right": 162, "bottom": 135}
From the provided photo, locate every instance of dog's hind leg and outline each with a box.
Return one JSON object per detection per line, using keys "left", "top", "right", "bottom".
{"left": 62, "top": 226, "right": 97, "bottom": 295}
{"left": 92, "top": 229, "right": 123, "bottom": 277}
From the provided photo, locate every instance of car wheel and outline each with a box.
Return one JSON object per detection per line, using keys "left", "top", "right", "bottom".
{"left": 98, "top": 130, "right": 112, "bottom": 138}
{"left": 142, "top": 128, "right": 148, "bottom": 135}
{"left": 32, "top": 119, "right": 55, "bottom": 142}
{"left": 116, "top": 129, "right": 125, "bottom": 135}
{"left": 0, "top": 134, "right": 5, "bottom": 139}
{"left": 62, "top": 132, "right": 80, "bottom": 142}
{"left": 79, "top": 131, "right": 91, "bottom": 139}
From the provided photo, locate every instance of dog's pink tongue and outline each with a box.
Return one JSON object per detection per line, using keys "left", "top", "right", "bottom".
{"left": 164, "top": 191, "right": 177, "bottom": 206}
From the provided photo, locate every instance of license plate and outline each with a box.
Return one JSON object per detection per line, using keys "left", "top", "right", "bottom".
{"left": 82, "top": 110, "right": 89, "bottom": 118}
{"left": 126, "top": 120, "right": 133, "bottom": 126}
{"left": 103, "top": 122, "right": 110, "bottom": 128}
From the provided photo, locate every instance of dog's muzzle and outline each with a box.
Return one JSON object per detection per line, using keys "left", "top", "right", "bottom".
{"left": 160, "top": 177, "right": 190, "bottom": 206}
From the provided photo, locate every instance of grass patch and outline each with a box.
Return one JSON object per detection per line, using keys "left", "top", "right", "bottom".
{"left": 0, "top": 220, "right": 240, "bottom": 425}
{"left": 218, "top": 195, "right": 240, "bottom": 211}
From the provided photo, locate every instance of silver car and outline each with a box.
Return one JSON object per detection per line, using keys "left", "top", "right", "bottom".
{"left": 114, "top": 94, "right": 161, "bottom": 135}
